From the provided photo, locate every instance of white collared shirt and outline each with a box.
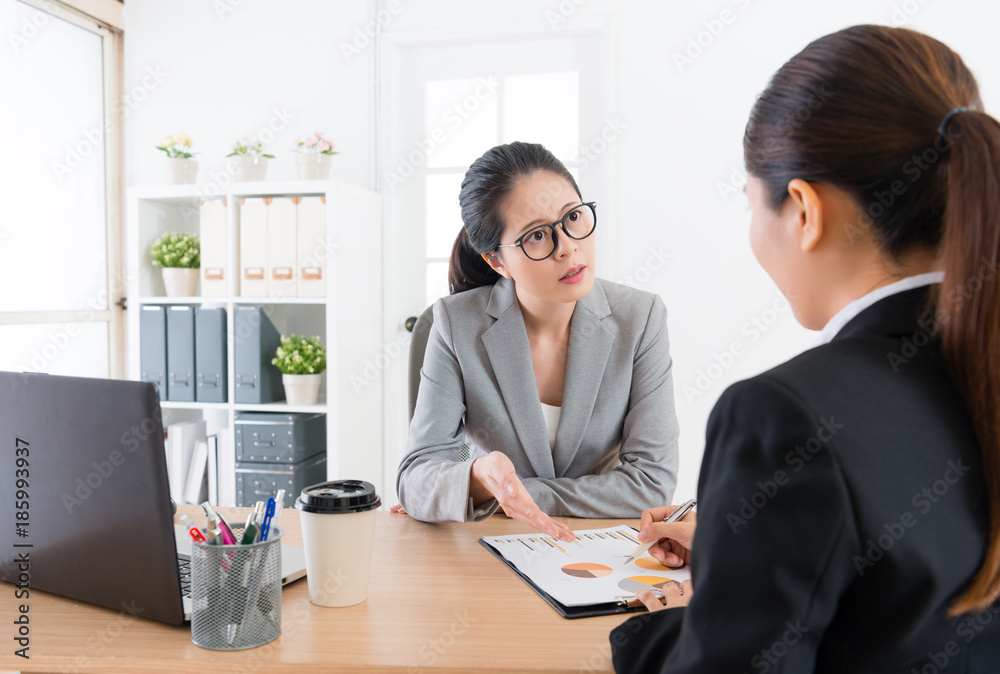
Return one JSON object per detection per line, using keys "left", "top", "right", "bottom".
{"left": 814, "top": 271, "right": 945, "bottom": 346}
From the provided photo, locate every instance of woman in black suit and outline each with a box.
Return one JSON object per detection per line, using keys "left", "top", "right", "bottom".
{"left": 612, "top": 25, "right": 1000, "bottom": 673}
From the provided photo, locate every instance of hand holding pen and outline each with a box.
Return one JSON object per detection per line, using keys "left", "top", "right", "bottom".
{"left": 628, "top": 500, "right": 697, "bottom": 567}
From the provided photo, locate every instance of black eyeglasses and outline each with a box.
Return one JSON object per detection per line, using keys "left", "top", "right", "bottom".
{"left": 495, "top": 202, "right": 597, "bottom": 261}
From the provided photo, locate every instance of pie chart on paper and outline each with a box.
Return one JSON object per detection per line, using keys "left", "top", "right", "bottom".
{"left": 617, "top": 576, "right": 674, "bottom": 593}
{"left": 634, "top": 557, "right": 679, "bottom": 571}
{"left": 561, "top": 563, "right": 613, "bottom": 579}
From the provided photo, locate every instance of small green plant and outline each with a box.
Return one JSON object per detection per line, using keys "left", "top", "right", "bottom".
{"left": 272, "top": 334, "right": 326, "bottom": 375}
{"left": 227, "top": 139, "right": 274, "bottom": 158}
{"left": 156, "top": 133, "right": 195, "bottom": 159}
{"left": 150, "top": 231, "right": 200, "bottom": 268}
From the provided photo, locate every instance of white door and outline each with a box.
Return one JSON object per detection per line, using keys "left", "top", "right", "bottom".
{"left": 379, "top": 19, "right": 620, "bottom": 500}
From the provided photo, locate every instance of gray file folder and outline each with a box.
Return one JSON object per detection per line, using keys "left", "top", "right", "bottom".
{"left": 166, "top": 305, "right": 196, "bottom": 402}
{"left": 140, "top": 305, "right": 167, "bottom": 400}
{"left": 195, "top": 307, "right": 227, "bottom": 403}
{"left": 233, "top": 306, "right": 284, "bottom": 404}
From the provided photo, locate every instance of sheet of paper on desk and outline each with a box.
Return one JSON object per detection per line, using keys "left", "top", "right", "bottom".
{"left": 481, "top": 525, "right": 692, "bottom": 607}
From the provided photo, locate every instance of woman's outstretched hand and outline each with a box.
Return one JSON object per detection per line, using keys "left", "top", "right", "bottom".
{"left": 470, "top": 451, "right": 575, "bottom": 542}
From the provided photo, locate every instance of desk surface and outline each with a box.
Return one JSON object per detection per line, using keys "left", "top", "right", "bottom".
{"left": 1, "top": 506, "right": 637, "bottom": 673}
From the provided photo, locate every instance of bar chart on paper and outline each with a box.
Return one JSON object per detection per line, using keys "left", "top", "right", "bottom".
{"left": 481, "top": 525, "right": 691, "bottom": 608}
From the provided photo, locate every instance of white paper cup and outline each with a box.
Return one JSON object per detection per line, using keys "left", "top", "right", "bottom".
{"left": 295, "top": 480, "right": 380, "bottom": 607}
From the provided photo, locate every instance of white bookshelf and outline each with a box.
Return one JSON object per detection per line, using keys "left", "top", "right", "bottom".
{"left": 125, "top": 180, "right": 384, "bottom": 503}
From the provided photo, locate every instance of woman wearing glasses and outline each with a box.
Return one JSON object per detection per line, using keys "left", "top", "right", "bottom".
{"left": 395, "top": 141, "right": 679, "bottom": 539}
{"left": 611, "top": 26, "right": 1000, "bottom": 672}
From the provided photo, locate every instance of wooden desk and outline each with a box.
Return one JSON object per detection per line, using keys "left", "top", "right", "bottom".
{"left": 1, "top": 507, "right": 636, "bottom": 673}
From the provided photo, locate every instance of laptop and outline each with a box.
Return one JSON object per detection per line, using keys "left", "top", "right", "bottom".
{"left": 0, "top": 371, "right": 306, "bottom": 625}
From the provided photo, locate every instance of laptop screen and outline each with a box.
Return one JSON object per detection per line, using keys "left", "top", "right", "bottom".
{"left": 0, "top": 371, "right": 186, "bottom": 625}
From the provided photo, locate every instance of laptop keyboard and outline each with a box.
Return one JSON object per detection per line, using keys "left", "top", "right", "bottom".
{"left": 177, "top": 555, "right": 192, "bottom": 598}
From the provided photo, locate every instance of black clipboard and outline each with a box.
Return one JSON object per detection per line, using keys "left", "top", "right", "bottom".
{"left": 478, "top": 535, "right": 649, "bottom": 619}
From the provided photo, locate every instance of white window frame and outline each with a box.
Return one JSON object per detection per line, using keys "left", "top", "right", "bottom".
{"left": 0, "top": 0, "right": 126, "bottom": 378}
{"left": 377, "top": 15, "right": 621, "bottom": 501}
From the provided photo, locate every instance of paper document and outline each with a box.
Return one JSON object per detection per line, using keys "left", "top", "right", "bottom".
{"left": 481, "top": 525, "right": 692, "bottom": 607}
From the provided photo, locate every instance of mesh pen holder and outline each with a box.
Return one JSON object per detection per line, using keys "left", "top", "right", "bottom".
{"left": 190, "top": 526, "right": 283, "bottom": 651}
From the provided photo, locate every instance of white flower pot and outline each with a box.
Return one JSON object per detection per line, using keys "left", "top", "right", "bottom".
{"left": 164, "top": 157, "right": 198, "bottom": 184}
{"left": 282, "top": 373, "right": 322, "bottom": 405}
{"left": 230, "top": 155, "right": 269, "bottom": 182}
{"left": 162, "top": 267, "right": 199, "bottom": 297}
{"left": 295, "top": 153, "right": 333, "bottom": 180}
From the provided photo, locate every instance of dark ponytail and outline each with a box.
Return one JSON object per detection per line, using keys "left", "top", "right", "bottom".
{"left": 448, "top": 141, "right": 581, "bottom": 294}
{"left": 744, "top": 24, "right": 1000, "bottom": 614}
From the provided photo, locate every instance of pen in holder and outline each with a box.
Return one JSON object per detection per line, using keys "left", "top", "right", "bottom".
{"left": 189, "top": 525, "right": 283, "bottom": 650}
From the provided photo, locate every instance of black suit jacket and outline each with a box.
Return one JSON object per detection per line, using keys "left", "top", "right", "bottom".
{"left": 611, "top": 287, "right": 1000, "bottom": 673}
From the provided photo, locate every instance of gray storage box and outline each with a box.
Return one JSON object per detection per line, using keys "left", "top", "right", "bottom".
{"left": 235, "top": 453, "right": 326, "bottom": 508}
{"left": 234, "top": 412, "right": 326, "bottom": 464}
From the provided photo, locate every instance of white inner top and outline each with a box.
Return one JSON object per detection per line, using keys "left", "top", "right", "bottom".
{"left": 540, "top": 402, "right": 562, "bottom": 449}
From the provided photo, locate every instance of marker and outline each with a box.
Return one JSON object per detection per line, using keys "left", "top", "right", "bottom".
{"left": 623, "top": 499, "right": 697, "bottom": 566}
{"left": 272, "top": 489, "right": 286, "bottom": 527}
{"left": 240, "top": 502, "right": 263, "bottom": 545}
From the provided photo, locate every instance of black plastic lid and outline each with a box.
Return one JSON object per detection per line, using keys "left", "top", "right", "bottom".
{"left": 295, "top": 480, "right": 381, "bottom": 514}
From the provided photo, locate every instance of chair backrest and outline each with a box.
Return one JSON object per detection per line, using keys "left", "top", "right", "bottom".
{"left": 408, "top": 304, "right": 436, "bottom": 421}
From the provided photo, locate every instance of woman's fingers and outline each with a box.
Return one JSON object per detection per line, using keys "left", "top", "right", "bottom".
{"left": 389, "top": 503, "right": 407, "bottom": 514}
{"left": 636, "top": 589, "right": 666, "bottom": 612}
{"left": 637, "top": 521, "right": 696, "bottom": 551}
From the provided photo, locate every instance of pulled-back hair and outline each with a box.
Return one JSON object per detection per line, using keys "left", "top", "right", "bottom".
{"left": 744, "top": 24, "right": 1000, "bottom": 614}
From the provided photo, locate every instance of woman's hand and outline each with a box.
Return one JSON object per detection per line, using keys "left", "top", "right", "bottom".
{"left": 637, "top": 504, "right": 697, "bottom": 568}
{"left": 470, "top": 452, "right": 575, "bottom": 542}
{"left": 636, "top": 579, "right": 693, "bottom": 613}
{"left": 389, "top": 504, "right": 407, "bottom": 514}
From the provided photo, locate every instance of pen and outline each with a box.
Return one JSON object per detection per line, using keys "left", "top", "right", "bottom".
{"left": 272, "top": 489, "right": 286, "bottom": 526}
{"left": 623, "top": 498, "right": 697, "bottom": 565}
{"left": 180, "top": 514, "right": 206, "bottom": 543}
{"left": 259, "top": 497, "right": 276, "bottom": 542}
{"left": 201, "top": 503, "right": 223, "bottom": 545}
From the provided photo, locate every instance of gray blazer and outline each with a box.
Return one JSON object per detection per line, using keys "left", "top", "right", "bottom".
{"left": 397, "top": 277, "right": 679, "bottom": 522}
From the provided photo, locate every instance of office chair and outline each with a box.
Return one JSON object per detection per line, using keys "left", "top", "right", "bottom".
{"left": 406, "top": 305, "right": 435, "bottom": 422}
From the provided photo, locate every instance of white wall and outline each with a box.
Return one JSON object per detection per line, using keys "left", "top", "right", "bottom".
{"left": 124, "top": 0, "right": 1000, "bottom": 505}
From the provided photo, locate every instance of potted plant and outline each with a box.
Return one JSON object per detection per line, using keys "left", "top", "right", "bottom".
{"left": 157, "top": 133, "right": 198, "bottom": 184}
{"left": 272, "top": 334, "right": 326, "bottom": 405}
{"left": 151, "top": 231, "right": 201, "bottom": 296}
{"left": 227, "top": 139, "right": 273, "bottom": 182}
{"left": 293, "top": 132, "right": 339, "bottom": 180}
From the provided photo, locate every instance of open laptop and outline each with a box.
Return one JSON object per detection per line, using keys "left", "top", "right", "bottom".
{"left": 0, "top": 371, "right": 306, "bottom": 625}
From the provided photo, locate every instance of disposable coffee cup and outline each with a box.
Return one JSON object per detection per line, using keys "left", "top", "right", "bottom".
{"left": 295, "top": 479, "right": 381, "bottom": 607}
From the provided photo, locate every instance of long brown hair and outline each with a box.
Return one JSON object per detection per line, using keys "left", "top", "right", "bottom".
{"left": 744, "top": 25, "right": 1000, "bottom": 614}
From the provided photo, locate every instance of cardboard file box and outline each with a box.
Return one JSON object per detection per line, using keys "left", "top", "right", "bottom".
{"left": 234, "top": 412, "right": 327, "bottom": 464}
{"left": 233, "top": 306, "right": 283, "bottom": 404}
{"left": 166, "top": 305, "right": 196, "bottom": 402}
{"left": 240, "top": 197, "right": 268, "bottom": 297}
{"left": 235, "top": 453, "right": 327, "bottom": 509}
{"left": 268, "top": 197, "right": 298, "bottom": 298}
{"left": 194, "top": 307, "right": 227, "bottom": 403}
{"left": 296, "top": 196, "right": 327, "bottom": 298}
{"left": 139, "top": 304, "right": 167, "bottom": 400}
{"left": 199, "top": 199, "right": 228, "bottom": 297}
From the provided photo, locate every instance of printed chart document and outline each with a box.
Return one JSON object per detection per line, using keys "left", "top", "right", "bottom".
{"left": 480, "top": 525, "right": 691, "bottom": 618}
